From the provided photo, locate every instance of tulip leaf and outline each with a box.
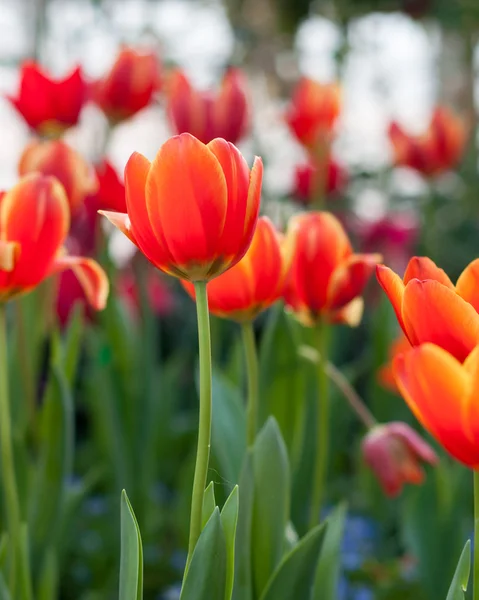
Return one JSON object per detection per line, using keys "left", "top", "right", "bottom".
{"left": 259, "top": 523, "right": 327, "bottom": 600}
{"left": 37, "top": 549, "right": 58, "bottom": 600}
{"left": 61, "top": 302, "right": 84, "bottom": 386}
{"left": 446, "top": 540, "right": 470, "bottom": 600}
{"left": 251, "top": 418, "right": 290, "bottom": 599}
{"left": 202, "top": 482, "right": 216, "bottom": 529}
{"left": 232, "top": 454, "right": 254, "bottom": 600}
{"left": 312, "top": 503, "right": 347, "bottom": 600}
{"left": 180, "top": 508, "right": 227, "bottom": 600}
{"left": 119, "top": 490, "right": 143, "bottom": 600}
{"left": 221, "top": 486, "right": 239, "bottom": 600}
{"left": 0, "top": 572, "right": 11, "bottom": 600}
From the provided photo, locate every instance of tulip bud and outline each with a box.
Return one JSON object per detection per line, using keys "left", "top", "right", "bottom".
{"left": 362, "top": 422, "right": 438, "bottom": 497}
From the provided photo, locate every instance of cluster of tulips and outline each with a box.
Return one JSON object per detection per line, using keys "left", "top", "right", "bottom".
{"left": 0, "top": 42, "right": 475, "bottom": 599}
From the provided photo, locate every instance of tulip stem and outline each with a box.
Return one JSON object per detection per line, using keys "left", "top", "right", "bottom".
{"left": 242, "top": 321, "right": 259, "bottom": 447}
{"left": 309, "top": 322, "right": 330, "bottom": 529}
{"left": 474, "top": 470, "right": 479, "bottom": 600}
{"left": 0, "top": 305, "right": 22, "bottom": 593}
{"left": 185, "top": 281, "right": 213, "bottom": 574}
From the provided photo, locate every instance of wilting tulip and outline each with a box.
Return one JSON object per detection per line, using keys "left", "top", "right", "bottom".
{"left": 293, "top": 157, "right": 347, "bottom": 204}
{"left": 18, "top": 139, "right": 97, "bottom": 216}
{"left": 92, "top": 47, "right": 161, "bottom": 123}
{"left": 285, "top": 78, "right": 341, "bottom": 151}
{"left": 0, "top": 174, "right": 108, "bottom": 308}
{"left": 284, "top": 212, "right": 381, "bottom": 327}
{"left": 100, "top": 133, "right": 262, "bottom": 282}
{"left": 362, "top": 422, "right": 438, "bottom": 496}
{"left": 394, "top": 343, "right": 479, "bottom": 468}
{"left": 378, "top": 334, "right": 411, "bottom": 392}
{"left": 7, "top": 61, "right": 86, "bottom": 137}
{"left": 166, "top": 68, "right": 249, "bottom": 145}
{"left": 377, "top": 256, "right": 479, "bottom": 362}
{"left": 182, "top": 217, "right": 289, "bottom": 321}
{"left": 388, "top": 107, "right": 466, "bottom": 176}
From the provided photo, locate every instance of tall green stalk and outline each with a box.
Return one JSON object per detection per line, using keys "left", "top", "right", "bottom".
{"left": 241, "top": 321, "right": 259, "bottom": 447}
{"left": 0, "top": 305, "right": 22, "bottom": 592}
{"left": 309, "top": 322, "right": 330, "bottom": 529}
{"left": 474, "top": 471, "right": 479, "bottom": 600}
{"left": 185, "top": 281, "right": 213, "bottom": 572}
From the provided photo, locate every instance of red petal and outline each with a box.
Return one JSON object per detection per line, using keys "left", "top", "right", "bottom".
{"left": 327, "top": 252, "right": 381, "bottom": 310}
{"left": 50, "top": 254, "right": 109, "bottom": 310}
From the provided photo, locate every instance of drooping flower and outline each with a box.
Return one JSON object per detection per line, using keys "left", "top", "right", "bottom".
{"left": 100, "top": 133, "right": 262, "bottom": 282}
{"left": 166, "top": 68, "right": 249, "bottom": 145}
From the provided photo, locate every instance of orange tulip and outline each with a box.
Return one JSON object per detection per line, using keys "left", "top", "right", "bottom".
{"left": 377, "top": 256, "right": 479, "bottom": 362}
{"left": 284, "top": 212, "right": 381, "bottom": 327}
{"left": 182, "top": 217, "right": 288, "bottom": 321}
{"left": 0, "top": 174, "right": 108, "bottom": 308}
{"left": 18, "top": 139, "right": 97, "bottom": 216}
{"left": 92, "top": 47, "right": 161, "bottom": 123}
{"left": 378, "top": 334, "right": 411, "bottom": 392}
{"left": 166, "top": 68, "right": 249, "bottom": 145}
{"left": 100, "top": 133, "right": 262, "bottom": 282}
{"left": 7, "top": 61, "right": 86, "bottom": 137}
{"left": 285, "top": 78, "right": 341, "bottom": 151}
{"left": 394, "top": 343, "right": 479, "bottom": 469}
{"left": 388, "top": 106, "right": 466, "bottom": 176}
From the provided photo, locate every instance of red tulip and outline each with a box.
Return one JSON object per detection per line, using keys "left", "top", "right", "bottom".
{"left": 0, "top": 174, "right": 108, "bottom": 308}
{"left": 182, "top": 217, "right": 289, "bottom": 321}
{"left": 92, "top": 47, "right": 161, "bottom": 123}
{"left": 362, "top": 422, "right": 438, "bottom": 496}
{"left": 293, "top": 157, "right": 347, "bottom": 203}
{"left": 388, "top": 106, "right": 466, "bottom": 176}
{"left": 167, "top": 68, "right": 249, "bottom": 145}
{"left": 18, "top": 139, "right": 97, "bottom": 216}
{"left": 100, "top": 133, "right": 262, "bottom": 282}
{"left": 285, "top": 78, "right": 341, "bottom": 151}
{"left": 7, "top": 61, "right": 86, "bottom": 137}
{"left": 284, "top": 212, "right": 381, "bottom": 327}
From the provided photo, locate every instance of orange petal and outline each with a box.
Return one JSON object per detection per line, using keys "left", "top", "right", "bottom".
{"left": 393, "top": 344, "right": 479, "bottom": 467}
{"left": 402, "top": 279, "right": 479, "bottom": 361}
{"left": 327, "top": 253, "right": 381, "bottom": 311}
{"left": 403, "top": 256, "right": 454, "bottom": 288}
{"left": 0, "top": 241, "right": 20, "bottom": 272}
{"left": 98, "top": 210, "right": 137, "bottom": 245}
{"left": 376, "top": 264, "right": 406, "bottom": 333}
{"left": 50, "top": 254, "right": 109, "bottom": 310}
{"left": 455, "top": 258, "right": 479, "bottom": 313}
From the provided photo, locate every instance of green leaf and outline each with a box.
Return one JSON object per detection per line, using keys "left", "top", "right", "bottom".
{"left": 312, "top": 503, "right": 347, "bottom": 600}
{"left": 36, "top": 549, "right": 58, "bottom": 600}
{"left": 202, "top": 482, "right": 216, "bottom": 529}
{"left": 221, "top": 486, "right": 239, "bottom": 600}
{"left": 252, "top": 418, "right": 290, "bottom": 598}
{"left": 211, "top": 369, "right": 246, "bottom": 483}
{"left": 446, "top": 540, "right": 470, "bottom": 600}
{"left": 119, "top": 491, "right": 143, "bottom": 600}
{"left": 260, "top": 523, "right": 327, "bottom": 600}
{"left": 232, "top": 454, "right": 254, "bottom": 600}
{"left": 18, "top": 524, "right": 33, "bottom": 600}
{"left": 61, "top": 302, "right": 84, "bottom": 386}
{"left": 0, "top": 572, "right": 11, "bottom": 600}
{"left": 180, "top": 508, "right": 227, "bottom": 600}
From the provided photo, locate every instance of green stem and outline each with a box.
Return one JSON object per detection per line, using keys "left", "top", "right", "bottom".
{"left": 185, "top": 281, "right": 213, "bottom": 572}
{"left": 14, "top": 300, "right": 35, "bottom": 430}
{"left": 474, "top": 471, "right": 479, "bottom": 600}
{"left": 0, "top": 305, "right": 21, "bottom": 592}
{"left": 309, "top": 322, "right": 330, "bottom": 529}
{"left": 241, "top": 321, "right": 259, "bottom": 447}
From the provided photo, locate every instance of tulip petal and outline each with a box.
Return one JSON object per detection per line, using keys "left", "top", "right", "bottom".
{"left": 50, "top": 254, "right": 109, "bottom": 310}
{"left": 402, "top": 279, "right": 479, "bottom": 361}
{"left": 98, "top": 210, "right": 137, "bottom": 245}
{"left": 463, "top": 345, "right": 479, "bottom": 445}
{"left": 327, "top": 253, "right": 381, "bottom": 310}
{"left": 0, "top": 241, "right": 20, "bottom": 272}
{"left": 455, "top": 258, "right": 479, "bottom": 312}
{"left": 330, "top": 297, "right": 364, "bottom": 327}
{"left": 403, "top": 256, "right": 454, "bottom": 288}
{"left": 376, "top": 264, "right": 406, "bottom": 332}
{"left": 393, "top": 344, "right": 479, "bottom": 467}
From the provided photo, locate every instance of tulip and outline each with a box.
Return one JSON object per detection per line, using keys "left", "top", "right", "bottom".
{"left": 7, "top": 61, "right": 86, "bottom": 137}
{"left": 18, "top": 139, "right": 97, "bottom": 216}
{"left": 182, "top": 217, "right": 288, "bottom": 322}
{"left": 100, "top": 133, "right": 262, "bottom": 282}
{"left": 388, "top": 106, "right": 466, "bottom": 176}
{"left": 393, "top": 343, "right": 479, "bottom": 468}
{"left": 92, "top": 47, "right": 161, "bottom": 123}
{"left": 377, "top": 256, "right": 479, "bottom": 362}
{"left": 0, "top": 173, "right": 108, "bottom": 309}
{"left": 117, "top": 268, "right": 174, "bottom": 321}
{"left": 362, "top": 422, "right": 438, "bottom": 496}
{"left": 293, "top": 157, "right": 347, "bottom": 204}
{"left": 166, "top": 68, "right": 249, "bottom": 145}
{"left": 284, "top": 212, "right": 381, "bottom": 327}
{"left": 285, "top": 78, "right": 341, "bottom": 151}
{"left": 378, "top": 334, "right": 411, "bottom": 392}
